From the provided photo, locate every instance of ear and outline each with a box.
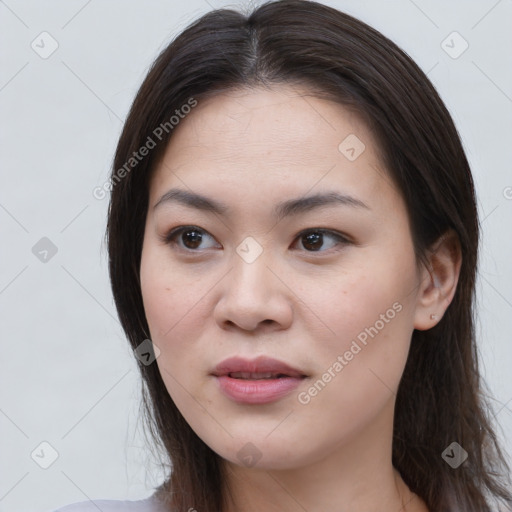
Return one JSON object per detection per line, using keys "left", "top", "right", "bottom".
{"left": 413, "top": 229, "right": 462, "bottom": 330}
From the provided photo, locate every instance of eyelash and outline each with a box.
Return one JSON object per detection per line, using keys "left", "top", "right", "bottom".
{"left": 162, "top": 225, "right": 352, "bottom": 254}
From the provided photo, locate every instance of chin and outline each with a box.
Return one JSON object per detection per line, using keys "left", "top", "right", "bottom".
{"left": 207, "top": 436, "right": 313, "bottom": 472}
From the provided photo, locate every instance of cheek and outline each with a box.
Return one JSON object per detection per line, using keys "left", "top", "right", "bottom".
{"left": 139, "top": 246, "right": 216, "bottom": 385}
{"left": 293, "top": 288, "right": 413, "bottom": 450}
{"left": 140, "top": 239, "right": 205, "bottom": 336}
{"left": 140, "top": 259, "right": 202, "bottom": 407}
{"left": 309, "top": 259, "right": 415, "bottom": 346}
{"left": 141, "top": 273, "right": 200, "bottom": 339}
{"left": 304, "top": 252, "right": 417, "bottom": 401}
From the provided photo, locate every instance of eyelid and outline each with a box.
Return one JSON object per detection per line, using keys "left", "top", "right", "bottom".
{"left": 294, "top": 228, "right": 352, "bottom": 245}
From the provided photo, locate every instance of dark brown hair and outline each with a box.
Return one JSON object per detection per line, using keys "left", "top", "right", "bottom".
{"left": 106, "top": 1, "right": 512, "bottom": 510}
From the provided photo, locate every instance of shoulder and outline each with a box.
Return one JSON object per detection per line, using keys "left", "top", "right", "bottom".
{"left": 51, "top": 495, "right": 168, "bottom": 512}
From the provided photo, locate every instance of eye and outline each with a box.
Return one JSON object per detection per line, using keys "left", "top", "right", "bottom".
{"left": 163, "top": 226, "right": 219, "bottom": 251}
{"left": 292, "top": 229, "right": 350, "bottom": 253}
{"left": 162, "top": 226, "right": 351, "bottom": 254}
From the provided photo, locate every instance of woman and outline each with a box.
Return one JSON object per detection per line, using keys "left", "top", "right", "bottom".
{"left": 54, "top": 0, "right": 512, "bottom": 510}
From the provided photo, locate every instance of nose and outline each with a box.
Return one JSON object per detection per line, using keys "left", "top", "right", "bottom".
{"left": 213, "top": 248, "right": 293, "bottom": 333}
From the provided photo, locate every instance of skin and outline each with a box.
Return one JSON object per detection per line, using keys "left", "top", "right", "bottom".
{"left": 140, "top": 85, "right": 461, "bottom": 512}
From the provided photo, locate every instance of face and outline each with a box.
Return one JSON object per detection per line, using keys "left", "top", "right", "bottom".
{"left": 140, "top": 86, "right": 425, "bottom": 472}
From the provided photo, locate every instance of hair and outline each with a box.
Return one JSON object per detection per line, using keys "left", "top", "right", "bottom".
{"left": 106, "top": 1, "right": 512, "bottom": 510}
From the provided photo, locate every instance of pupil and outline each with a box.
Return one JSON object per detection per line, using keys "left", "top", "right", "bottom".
{"left": 303, "top": 232, "right": 322, "bottom": 251}
{"left": 183, "top": 230, "right": 202, "bottom": 249}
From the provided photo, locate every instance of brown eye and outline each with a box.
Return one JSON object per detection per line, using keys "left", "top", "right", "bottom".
{"left": 294, "top": 229, "right": 350, "bottom": 252}
{"left": 301, "top": 232, "right": 323, "bottom": 251}
{"left": 164, "top": 226, "right": 219, "bottom": 251}
{"left": 180, "top": 229, "right": 203, "bottom": 249}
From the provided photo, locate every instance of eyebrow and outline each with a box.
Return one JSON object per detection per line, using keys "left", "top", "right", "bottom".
{"left": 153, "top": 188, "right": 370, "bottom": 221}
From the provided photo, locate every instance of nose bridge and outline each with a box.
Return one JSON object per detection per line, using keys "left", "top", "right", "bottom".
{"left": 231, "top": 235, "right": 273, "bottom": 299}
{"left": 214, "top": 235, "right": 292, "bottom": 331}
{"left": 235, "top": 235, "right": 266, "bottom": 266}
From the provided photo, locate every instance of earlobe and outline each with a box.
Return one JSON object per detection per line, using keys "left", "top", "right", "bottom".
{"left": 413, "top": 230, "right": 462, "bottom": 331}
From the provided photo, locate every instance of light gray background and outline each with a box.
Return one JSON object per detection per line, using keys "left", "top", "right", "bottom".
{"left": 1, "top": 0, "right": 511, "bottom": 510}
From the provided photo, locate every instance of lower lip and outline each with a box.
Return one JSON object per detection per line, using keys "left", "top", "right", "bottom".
{"left": 215, "top": 375, "right": 304, "bottom": 404}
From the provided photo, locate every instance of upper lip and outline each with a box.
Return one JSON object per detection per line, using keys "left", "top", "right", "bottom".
{"left": 212, "top": 356, "right": 307, "bottom": 378}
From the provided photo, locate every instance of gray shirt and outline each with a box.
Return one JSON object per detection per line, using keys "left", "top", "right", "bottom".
{"left": 51, "top": 494, "right": 169, "bottom": 512}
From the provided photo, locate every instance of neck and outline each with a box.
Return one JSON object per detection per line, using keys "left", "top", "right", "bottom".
{"left": 220, "top": 400, "right": 428, "bottom": 512}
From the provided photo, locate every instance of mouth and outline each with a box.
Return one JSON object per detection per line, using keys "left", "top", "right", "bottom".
{"left": 211, "top": 356, "right": 308, "bottom": 404}
{"left": 212, "top": 355, "right": 307, "bottom": 379}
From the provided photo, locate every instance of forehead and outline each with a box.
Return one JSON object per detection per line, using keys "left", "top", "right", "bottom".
{"left": 162, "top": 86, "right": 373, "bottom": 161}
{"left": 149, "top": 85, "right": 400, "bottom": 212}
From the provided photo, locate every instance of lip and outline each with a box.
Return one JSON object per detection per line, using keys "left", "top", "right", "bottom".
{"left": 212, "top": 355, "right": 306, "bottom": 378}
{"left": 211, "top": 356, "right": 307, "bottom": 405}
